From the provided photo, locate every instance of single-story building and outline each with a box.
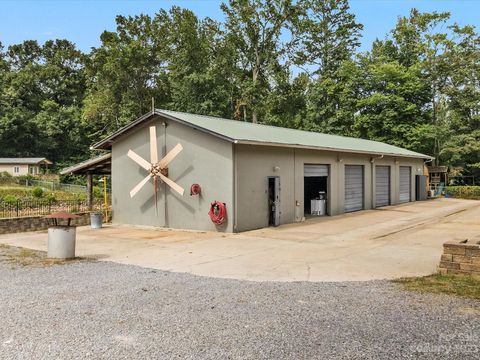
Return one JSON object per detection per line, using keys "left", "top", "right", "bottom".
{"left": 0, "top": 158, "right": 52, "bottom": 176}
{"left": 82, "top": 109, "right": 432, "bottom": 233}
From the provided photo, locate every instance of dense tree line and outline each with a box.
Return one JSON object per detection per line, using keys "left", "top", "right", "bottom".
{"left": 0, "top": 1, "right": 479, "bottom": 178}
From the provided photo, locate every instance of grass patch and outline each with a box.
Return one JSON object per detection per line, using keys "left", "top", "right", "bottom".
{"left": 394, "top": 273, "right": 480, "bottom": 300}
{"left": 0, "top": 243, "right": 94, "bottom": 268}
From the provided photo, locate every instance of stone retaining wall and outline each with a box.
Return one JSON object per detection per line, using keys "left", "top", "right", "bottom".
{"left": 0, "top": 213, "right": 91, "bottom": 235}
{"left": 439, "top": 240, "right": 480, "bottom": 275}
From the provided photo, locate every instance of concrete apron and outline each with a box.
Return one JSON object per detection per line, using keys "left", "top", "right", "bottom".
{"left": 0, "top": 198, "right": 479, "bottom": 282}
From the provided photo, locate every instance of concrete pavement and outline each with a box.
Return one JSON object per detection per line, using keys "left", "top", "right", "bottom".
{"left": 0, "top": 198, "right": 479, "bottom": 282}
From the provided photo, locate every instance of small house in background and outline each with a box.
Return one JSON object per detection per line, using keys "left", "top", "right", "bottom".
{"left": 0, "top": 158, "right": 52, "bottom": 176}
{"left": 427, "top": 165, "right": 449, "bottom": 192}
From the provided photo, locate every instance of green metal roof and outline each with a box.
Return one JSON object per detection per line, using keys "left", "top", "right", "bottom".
{"left": 93, "top": 109, "right": 433, "bottom": 159}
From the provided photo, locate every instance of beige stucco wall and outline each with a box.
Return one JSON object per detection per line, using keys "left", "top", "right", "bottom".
{"left": 0, "top": 164, "right": 31, "bottom": 176}
{"left": 235, "top": 144, "right": 424, "bottom": 232}
{"left": 111, "top": 115, "right": 234, "bottom": 232}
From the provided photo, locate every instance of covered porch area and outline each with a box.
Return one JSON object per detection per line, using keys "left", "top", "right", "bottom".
{"left": 60, "top": 153, "right": 111, "bottom": 210}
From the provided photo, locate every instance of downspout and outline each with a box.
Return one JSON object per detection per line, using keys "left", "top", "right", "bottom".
{"left": 233, "top": 142, "right": 238, "bottom": 232}
{"left": 162, "top": 121, "right": 167, "bottom": 227}
{"left": 370, "top": 155, "right": 384, "bottom": 208}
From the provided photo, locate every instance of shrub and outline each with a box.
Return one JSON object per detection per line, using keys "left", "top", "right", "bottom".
{"left": 93, "top": 187, "right": 103, "bottom": 199}
{"left": 16, "top": 175, "right": 36, "bottom": 185}
{"left": 2, "top": 195, "right": 17, "bottom": 204}
{"left": 45, "top": 194, "right": 57, "bottom": 203}
{"left": 445, "top": 186, "right": 480, "bottom": 200}
{"left": 32, "top": 187, "right": 44, "bottom": 198}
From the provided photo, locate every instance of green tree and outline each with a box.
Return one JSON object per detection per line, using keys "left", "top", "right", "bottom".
{"left": 292, "top": 0, "right": 363, "bottom": 134}
{"left": 83, "top": 13, "right": 168, "bottom": 138}
{"left": 163, "top": 7, "right": 233, "bottom": 117}
{"left": 0, "top": 39, "right": 88, "bottom": 165}
{"left": 440, "top": 24, "right": 480, "bottom": 176}
{"left": 221, "top": 0, "right": 294, "bottom": 123}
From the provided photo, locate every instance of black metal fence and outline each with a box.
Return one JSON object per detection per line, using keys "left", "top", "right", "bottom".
{"left": 0, "top": 199, "right": 104, "bottom": 219}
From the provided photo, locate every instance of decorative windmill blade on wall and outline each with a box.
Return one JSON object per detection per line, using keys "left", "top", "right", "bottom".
{"left": 127, "top": 126, "right": 184, "bottom": 211}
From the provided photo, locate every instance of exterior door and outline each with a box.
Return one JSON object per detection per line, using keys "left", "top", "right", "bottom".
{"left": 304, "top": 164, "right": 329, "bottom": 177}
{"left": 268, "top": 176, "right": 281, "bottom": 226}
{"left": 375, "top": 166, "right": 390, "bottom": 207}
{"left": 399, "top": 166, "right": 411, "bottom": 203}
{"left": 345, "top": 165, "right": 364, "bottom": 212}
{"left": 274, "top": 177, "right": 280, "bottom": 226}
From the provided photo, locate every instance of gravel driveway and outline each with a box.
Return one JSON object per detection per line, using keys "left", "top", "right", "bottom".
{"left": 0, "top": 255, "right": 479, "bottom": 359}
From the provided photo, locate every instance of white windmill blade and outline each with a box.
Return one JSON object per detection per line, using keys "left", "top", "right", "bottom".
{"left": 158, "top": 173, "right": 185, "bottom": 196}
{"left": 127, "top": 149, "right": 151, "bottom": 171}
{"left": 149, "top": 126, "right": 158, "bottom": 164}
{"left": 130, "top": 174, "right": 152, "bottom": 198}
{"left": 159, "top": 143, "right": 183, "bottom": 169}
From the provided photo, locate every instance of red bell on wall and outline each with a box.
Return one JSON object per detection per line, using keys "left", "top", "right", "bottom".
{"left": 190, "top": 183, "right": 201, "bottom": 196}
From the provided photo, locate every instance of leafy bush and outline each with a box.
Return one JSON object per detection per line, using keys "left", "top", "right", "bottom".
{"left": 2, "top": 195, "right": 17, "bottom": 204}
{"left": 93, "top": 187, "right": 103, "bottom": 199}
{"left": 46, "top": 194, "right": 57, "bottom": 203}
{"left": 0, "top": 171, "right": 12, "bottom": 178}
{"left": 32, "top": 187, "right": 44, "bottom": 198}
{"left": 445, "top": 186, "right": 480, "bottom": 200}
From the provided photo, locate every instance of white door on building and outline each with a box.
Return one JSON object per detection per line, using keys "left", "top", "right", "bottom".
{"left": 375, "top": 166, "right": 390, "bottom": 207}
{"left": 399, "top": 166, "right": 411, "bottom": 203}
{"left": 345, "top": 165, "right": 364, "bottom": 212}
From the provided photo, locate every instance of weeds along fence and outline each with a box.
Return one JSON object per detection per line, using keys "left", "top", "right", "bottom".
{"left": 0, "top": 199, "right": 104, "bottom": 219}
{"left": 0, "top": 178, "right": 111, "bottom": 194}
{"left": 26, "top": 179, "right": 110, "bottom": 193}
{"left": 28, "top": 179, "right": 87, "bottom": 192}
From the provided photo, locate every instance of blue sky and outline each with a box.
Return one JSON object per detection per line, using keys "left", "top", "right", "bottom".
{"left": 1, "top": 0, "right": 479, "bottom": 53}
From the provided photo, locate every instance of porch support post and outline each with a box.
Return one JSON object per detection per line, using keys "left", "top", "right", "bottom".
{"left": 86, "top": 172, "right": 93, "bottom": 211}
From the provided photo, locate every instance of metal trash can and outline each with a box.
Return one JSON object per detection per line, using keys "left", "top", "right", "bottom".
{"left": 90, "top": 213, "right": 103, "bottom": 229}
{"left": 318, "top": 199, "right": 326, "bottom": 215}
{"left": 318, "top": 191, "right": 327, "bottom": 216}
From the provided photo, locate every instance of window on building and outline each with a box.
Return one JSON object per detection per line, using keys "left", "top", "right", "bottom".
{"left": 13, "top": 166, "right": 19, "bottom": 174}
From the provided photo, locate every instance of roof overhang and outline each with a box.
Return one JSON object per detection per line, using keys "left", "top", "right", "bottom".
{"left": 234, "top": 140, "right": 434, "bottom": 160}
{"left": 60, "top": 153, "right": 111, "bottom": 175}
{"left": 91, "top": 110, "right": 235, "bottom": 150}
{"left": 91, "top": 110, "right": 434, "bottom": 160}
{"left": 0, "top": 158, "right": 53, "bottom": 165}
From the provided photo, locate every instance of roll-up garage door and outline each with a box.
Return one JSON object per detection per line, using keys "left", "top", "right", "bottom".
{"left": 304, "top": 164, "right": 329, "bottom": 177}
{"left": 375, "top": 166, "right": 390, "bottom": 207}
{"left": 345, "top": 165, "right": 364, "bottom": 212}
{"left": 399, "top": 166, "right": 411, "bottom": 203}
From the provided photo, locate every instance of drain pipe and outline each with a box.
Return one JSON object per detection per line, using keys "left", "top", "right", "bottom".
{"left": 370, "top": 155, "right": 384, "bottom": 208}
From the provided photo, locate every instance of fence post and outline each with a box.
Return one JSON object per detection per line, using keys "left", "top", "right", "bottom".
{"left": 16, "top": 199, "right": 19, "bottom": 217}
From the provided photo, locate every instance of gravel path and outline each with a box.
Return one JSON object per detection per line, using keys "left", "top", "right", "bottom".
{"left": 0, "top": 258, "right": 479, "bottom": 359}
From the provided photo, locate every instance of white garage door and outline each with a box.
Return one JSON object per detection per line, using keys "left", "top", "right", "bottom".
{"left": 375, "top": 166, "right": 390, "bottom": 207}
{"left": 304, "top": 164, "right": 329, "bottom": 177}
{"left": 399, "top": 166, "right": 411, "bottom": 203}
{"left": 345, "top": 165, "right": 364, "bottom": 212}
